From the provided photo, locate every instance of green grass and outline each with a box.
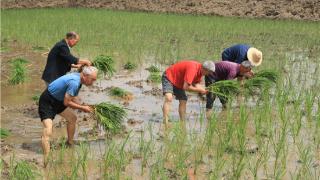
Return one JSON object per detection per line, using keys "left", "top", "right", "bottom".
{"left": 0, "top": 128, "right": 10, "bottom": 138}
{"left": 147, "top": 72, "right": 162, "bottom": 83}
{"left": 123, "top": 61, "right": 137, "bottom": 70}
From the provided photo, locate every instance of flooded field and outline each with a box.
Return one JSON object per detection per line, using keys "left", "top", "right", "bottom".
{"left": 1, "top": 9, "right": 320, "bottom": 179}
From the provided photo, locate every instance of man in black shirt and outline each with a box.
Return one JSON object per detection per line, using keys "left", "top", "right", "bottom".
{"left": 41, "top": 32, "right": 91, "bottom": 84}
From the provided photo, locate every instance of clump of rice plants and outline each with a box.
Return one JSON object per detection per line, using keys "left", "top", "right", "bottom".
{"left": 147, "top": 72, "right": 161, "bottom": 83}
{"left": 145, "top": 65, "right": 160, "bottom": 73}
{"left": 207, "top": 80, "right": 240, "bottom": 98}
{"left": 0, "top": 128, "right": 10, "bottom": 138}
{"left": 8, "top": 58, "right": 29, "bottom": 85}
{"left": 244, "top": 77, "right": 273, "bottom": 95}
{"left": 92, "top": 55, "right": 116, "bottom": 78}
{"left": 255, "top": 70, "right": 279, "bottom": 83}
{"left": 123, "top": 61, "right": 137, "bottom": 70}
{"left": 9, "top": 160, "right": 40, "bottom": 179}
{"left": 109, "top": 87, "right": 133, "bottom": 101}
{"left": 93, "top": 102, "right": 127, "bottom": 133}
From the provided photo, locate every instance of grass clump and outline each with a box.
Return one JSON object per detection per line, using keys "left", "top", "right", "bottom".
{"left": 146, "top": 65, "right": 160, "bottom": 73}
{"left": 92, "top": 55, "right": 116, "bottom": 78}
{"left": 255, "top": 70, "right": 279, "bottom": 83}
{"left": 123, "top": 61, "right": 137, "bottom": 70}
{"left": 147, "top": 72, "right": 162, "bottom": 83}
{"left": 9, "top": 160, "right": 40, "bottom": 180}
{"left": 93, "top": 102, "right": 127, "bottom": 133}
{"left": 109, "top": 87, "right": 128, "bottom": 97}
{"left": 0, "top": 128, "right": 10, "bottom": 138}
{"left": 8, "top": 58, "right": 29, "bottom": 85}
{"left": 207, "top": 80, "right": 240, "bottom": 98}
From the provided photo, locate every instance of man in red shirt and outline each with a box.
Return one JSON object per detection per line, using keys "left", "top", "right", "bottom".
{"left": 162, "top": 60, "right": 215, "bottom": 128}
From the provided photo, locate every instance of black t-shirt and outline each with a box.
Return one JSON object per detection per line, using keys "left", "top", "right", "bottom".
{"left": 41, "top": 39, "right": 79, "bottom": 83}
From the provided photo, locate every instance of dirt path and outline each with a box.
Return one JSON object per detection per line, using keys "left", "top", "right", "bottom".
{"left": 1, "top": 0, "right": 319, "bottom": 21}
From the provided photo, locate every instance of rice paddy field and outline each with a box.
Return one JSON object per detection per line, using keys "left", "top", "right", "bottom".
{"left": 1, "top": 8, "right": 320, "bottom": 179}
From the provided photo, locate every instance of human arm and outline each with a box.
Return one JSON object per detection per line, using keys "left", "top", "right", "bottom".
{"left": 182, "top": 82, "right": 208, "bottom": 94}
{"left": 64, "top": 94, "right": 92, "bottom": 113}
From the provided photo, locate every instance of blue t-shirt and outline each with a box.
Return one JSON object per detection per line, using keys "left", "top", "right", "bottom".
{"left": 221, "top": 44, "right": 250, "bottom": 64}
{"left": 48, "top": 73, "right": 81, "bottom": 101}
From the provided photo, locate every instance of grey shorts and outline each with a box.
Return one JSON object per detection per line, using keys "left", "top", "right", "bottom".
{"left": 162, "top": 72, "right": 188, "bottom": 101}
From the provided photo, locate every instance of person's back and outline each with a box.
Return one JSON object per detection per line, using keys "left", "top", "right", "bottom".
{"left": 42, "top": 39, "right": 78, "bottom": 84}
{"left": 165, "top": 60, "right": 202, "bottom": 89}
{"left": 212, "top": 61, "right": 240, "bottom": 80}
{"left": 221, "top": 44, "right": 250, "bottom": 64}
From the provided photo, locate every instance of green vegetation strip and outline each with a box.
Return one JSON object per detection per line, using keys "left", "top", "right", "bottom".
{"left": 0, "top": 128, "right": 10, "bottom": 138}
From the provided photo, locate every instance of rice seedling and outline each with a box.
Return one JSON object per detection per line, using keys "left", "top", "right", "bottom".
{"left": 0, "top": 128, "right": 10, "bottom": 138}
{"left": 244, "top": 77, "right": 273, "bottom": 96}
{"left": 8, "top": 58, "right": 29, "bottom": 85}
{"left": 207, "top": 80, "right": 240, "bottom": 99}
{"left": 255, "top": 69, "right": 279, "bottom": 83}
{"left": 147, "top": 72, "right": 161, "bottom": 83}
{"left": 92, "top": 55, "right": 116, "bottom": 78}
{"left": 9, "top": 158, "right": 41, "bottom": 180}
{"left": 93, "top": 102, "right": 127, "bottom": 133}
{"left": 145, "top": 65, "right": 160, "bottom": 73}
{"left": 123, "top": 61, "right": 137, "bottom": 70}
{"left": 109, "top": 87, "right": 130, "bottom": 98}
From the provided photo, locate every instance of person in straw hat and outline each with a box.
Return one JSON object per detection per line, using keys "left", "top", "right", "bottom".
{"left": 221, "top": 44, "right": 262, "bottom": 77}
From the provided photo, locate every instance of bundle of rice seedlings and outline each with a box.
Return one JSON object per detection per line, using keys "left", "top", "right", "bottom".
{"left": 0, "top": 128, "right": 10, "bottom": 138}
{"left": 8, "top": 58, "right": 29, "bottom": 85}
{"left": 10, "top": 160, "right": 40, "bottom": 179}
{"left": 92, "top": 55, "right": 116, "bottom": 78}
{"left": 244, "top": 77, "right": 273, "bottom": 95}
{"left": 207, "top": 80, "right": 240, "bottom": 98}
{"left": 147, "top": 72, "right": 161, "bottom": 83}
{"left": 255, "top": 70, "right": 279, "bottom": 83}
{"left": 109, "top": 87, "right": 133, "bottom": 101}
{"left": 145, "top": 65, "right": 160, "bottom": 73}
{"left": 93, "top": 102, "right": 127, "bottom": 133}
{"left": 123, "top": 61, "right": 137, "bottom": 70}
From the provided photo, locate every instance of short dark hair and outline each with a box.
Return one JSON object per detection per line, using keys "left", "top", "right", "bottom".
{"left": 66, "top": 32, "right": 78, "bottom": 39}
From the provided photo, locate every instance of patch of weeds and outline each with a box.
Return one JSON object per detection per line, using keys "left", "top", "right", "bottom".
{"left": 9, "top": 158, "right": 41, "bottom": 180}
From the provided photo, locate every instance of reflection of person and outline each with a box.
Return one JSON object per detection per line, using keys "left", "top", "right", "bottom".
{"left": 42, "top": 32, "right": 91, "bottom": 85}
{"left": 39, "top": 66, "right": 97, "bottom": 167}
{"left": 205, "top": 61, "right": 254, "bottom": 117}
{"left": 162, "top": 60, "right": 215, "bottom": 128}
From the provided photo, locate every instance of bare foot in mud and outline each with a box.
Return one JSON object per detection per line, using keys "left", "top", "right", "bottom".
{"left": 188, "top": 167, "right": 196, "bottom": 180}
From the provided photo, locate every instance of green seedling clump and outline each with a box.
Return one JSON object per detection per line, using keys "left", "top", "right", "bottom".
{"left": 208, "top": 80, "right": 240, "bottom": 98}
{"left": 93, "top": 55, "right": 116, "bottom": 78}
{"left": 8, "top": 58, "right": 29, "bottom": 85}
{"left": 244, "top": 77, "right": 273, "bottom": 95}
{"left": 0, "top": 128, "right": 10, "bottom": 138}
{"left": 10, "top": 160, "right": 40, "bottom": 179}
{"left": 255, "top": 70, "right": 279, "bottom": 83}
{"left": 146, "top": 65, "right": 160, "bottom": 73}
{"left": 123, "top": 62, "right": 137, "bottom": 70}
{"left": 93, "top": 102, "right": 127, "bottom": 133}
{"left": 147, "top": 72, "right": 161, "bottom": 83}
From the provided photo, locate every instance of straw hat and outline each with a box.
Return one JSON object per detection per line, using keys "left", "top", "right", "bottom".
{"left": 247, "top": 47, "right": 262, "bottom": 66}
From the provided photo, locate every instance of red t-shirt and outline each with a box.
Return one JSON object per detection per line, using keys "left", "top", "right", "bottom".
{"left": 165, "top": 60, "right": 203, "bottom": 89}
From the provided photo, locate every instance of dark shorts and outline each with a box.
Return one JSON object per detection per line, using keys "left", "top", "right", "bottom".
{"left": 162, "top": 72, "right": 188, "bottom": 101}
{"left": 38, "top": 89, "right": 67, "bottom": 121}
{"left": 205, "top": 75, "right": 227, "bottom": 109}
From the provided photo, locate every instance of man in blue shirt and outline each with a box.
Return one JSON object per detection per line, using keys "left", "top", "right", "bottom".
{"left": 221, "top": 44, "right": 262, "bottom": 66}
{"left": 38, "top": 66, "right": 98, "bottom": 167}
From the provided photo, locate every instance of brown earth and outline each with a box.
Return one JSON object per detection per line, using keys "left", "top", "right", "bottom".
{"left": 1, "top": 0, "right": 319, "bottom": 21}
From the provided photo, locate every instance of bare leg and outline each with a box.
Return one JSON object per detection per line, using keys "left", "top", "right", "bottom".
{"left": 59, "top": 108, "right": 77, "bottom": 145}
{"left": 178, "top": 100, "right": 187, "bottom": 121}
{"left": 206, "top": 108, "right": 213, "bottom": 121}
{"left": 41, "top": 119, "right": 53, "bottom": 167}
{"left": 163, "top": 93, "right": 173, "bottom": 129}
